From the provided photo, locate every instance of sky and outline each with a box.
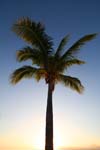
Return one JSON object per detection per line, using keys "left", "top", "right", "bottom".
{"left": 0, "top": 0, "right": 100, "bottom": 149}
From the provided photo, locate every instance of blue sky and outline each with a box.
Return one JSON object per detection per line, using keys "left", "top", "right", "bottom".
{"left": 0, "top": 0, "right": 100, "bottom": 149}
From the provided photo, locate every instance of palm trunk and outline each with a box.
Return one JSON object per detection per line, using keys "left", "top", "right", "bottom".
{"left": 45, "top": 83, "right": 53, "bottom": 150}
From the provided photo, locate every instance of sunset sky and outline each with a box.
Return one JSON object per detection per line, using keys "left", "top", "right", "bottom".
{"left": 0, "top": 0, "right": 100, "bottom": 149}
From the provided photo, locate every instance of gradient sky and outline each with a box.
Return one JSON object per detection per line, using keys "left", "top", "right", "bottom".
{"left": 0, "top": 0, "right": 100, "bottom": 149}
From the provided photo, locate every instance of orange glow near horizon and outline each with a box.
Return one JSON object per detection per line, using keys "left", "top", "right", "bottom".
{"left": 1, "top": 128, "right": 100, "bottom": 150}
{"left": 33, "top": 126, "right": 73, "bottom": 150}
{"left": 33, "top": 129, "right": 64, "bottom": 150}
{"left": 0, "top": 118, "right": 100, "bottom": 150}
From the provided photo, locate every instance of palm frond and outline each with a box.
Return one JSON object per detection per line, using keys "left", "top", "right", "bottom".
{"left": 16, "top": 46, "right": 44, "bottom": 66}
{"left": 55, "top": 35, "right": 70, "bottom": 57}
{"left": 12, "top": 17, "right": 53, "bottom": 53}
{"left": 17, "top": 46, "right": 37, "bottom": 61}
{"left": 34, "top": 68, "right": 46, "bottom": 81}
{"left": 58, "top": 74, "right": 84, "bottom": 93}
{"left": 61, "top": 33, "right": 97, "bottom": 60}
{"left": 11, "top": 66, "right": 41, "bottom": 84}
{"left": 64, "top": 59, "right": 85, "bottom": 68}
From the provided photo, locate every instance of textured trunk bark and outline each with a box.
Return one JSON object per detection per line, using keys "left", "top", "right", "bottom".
{"left": 45, "top": 83, "right": 53, "bottom": 150}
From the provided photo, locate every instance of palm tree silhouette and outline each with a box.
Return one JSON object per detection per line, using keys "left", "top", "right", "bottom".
{"left": 11, "top": 18, "right": 97, "bottom": 150}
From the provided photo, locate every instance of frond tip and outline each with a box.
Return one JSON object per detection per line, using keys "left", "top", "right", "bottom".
{"left": 55, "top": 34, "right": 70, "bottom": 57}
{"left": 16, "top": 46, "right": 36, "bottom": 62}
{"left": 16, "top": 46, "right": 45, "bottom": 66}
{"left": 62, "top": 33, "right": 98, "bottom": 59}
{"left": 64, "top": 59, "right": 86, "bottom": 68}
{"left": 59, "top": 74, "right": 84, "bottom": 93}
{"left": 10, "top": 66, "right": 38, "bottom": 84}
{"left": 12, "top": 17, "right": 53, "bottom": 51}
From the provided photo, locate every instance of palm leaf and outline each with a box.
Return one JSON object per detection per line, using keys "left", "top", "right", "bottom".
{"left": 55, "top": 35, "right": 70, "bottom": 57}
{"left": 16, "top": 46, "right": 44, "bottom": 66}
{"left": 61, "top": 33, "right": 97, "bottom": 60}
{"left": 17, "top": 46, "right": 38, "bottom": 61}
{"left": 58, "top": 74, "right": 84, "bottom": 93}
{"left": 11, "top": 66, "right": 42, "bottom": 84}
{"left": 34, "top": 68, "right": 46, "bottom": 81}
{"left": 64, "top": 59, "right": 85, "bottom": 68}
{"left": 12, "top": 17, "right": 53, "bottom": 53}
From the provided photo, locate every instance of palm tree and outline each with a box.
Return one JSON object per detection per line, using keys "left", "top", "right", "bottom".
{"left": 11, "top": 18, "right": 97, "bottom": 150}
